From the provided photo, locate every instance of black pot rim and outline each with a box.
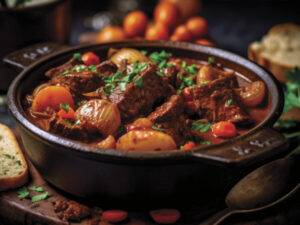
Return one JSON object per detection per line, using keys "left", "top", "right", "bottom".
{"left": 7, "top": 40, "right": 284, "bottom": 161}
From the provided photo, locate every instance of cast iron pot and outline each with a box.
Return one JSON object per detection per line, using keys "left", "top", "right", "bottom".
{"left": 6, "top": 41, "right": 288, "bottom": 205}
{"left": 0, "top": 0, "right": 71, "bottom": 92}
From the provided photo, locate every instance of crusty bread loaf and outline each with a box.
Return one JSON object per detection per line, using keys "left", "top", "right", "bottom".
{"left": 0, "top": 124, "right": 28, "bottom": 191}
{"left": 248, "top": 23, "right": 300, "bottom": 83}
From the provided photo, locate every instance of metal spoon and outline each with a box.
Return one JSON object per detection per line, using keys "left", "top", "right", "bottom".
{"left": 200, "top": 156, "right": 300, "bottom": 225}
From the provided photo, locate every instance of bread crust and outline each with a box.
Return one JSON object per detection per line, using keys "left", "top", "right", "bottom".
{"left": 0, "top": 124, "right": 28, "bottom": 191}
{"left": 248, "top": 23, "right": 300, "bottom": 83}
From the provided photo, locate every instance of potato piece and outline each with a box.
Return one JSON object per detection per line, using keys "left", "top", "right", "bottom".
{"left": 116, "top": 130, "right": 177, "bottom": 151}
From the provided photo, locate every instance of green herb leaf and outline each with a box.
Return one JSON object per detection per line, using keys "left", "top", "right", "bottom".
{"left": 71, "top": 64, "right": 87, "bottom": 72}
{"left": 3, "top": 154, "right": 12, "bottom": 159}
{"left": 16, "top": 160, "right": 22, "bottom": 166}
{"left": 89, "top": 65, "right": 97, "bottom": 72}
{"left": 156, "top": 71, "right": 166, "bottom": 77}
{"left": 135, "top": 76, "right": 143, "bottom": 87}
{"left": 274, "top": 118, "right": 297, "bottom": 129}
{"left": 62, "top": 70, "right": 69, "bottom": 76}
{"left": 75, "top": 100, "right": 86, "bottom": 109}
{"left": 73, "top": 53, "right": 82, "bottom": 60}
{"left": 285, "top": 67, "right": 300, "bottom": 84}
{"left": 149, "top": 50, "right": 172, "bottom": 65}
{"left": 152, "top": 126, "right": 165, "bottom": 131}
{"left": 29, "top": 186, "right": 44, "bottom": 192}
{"left": 200, "top": 141, "right": 211, "bottom": 145}
{"left": 191, "top": 122, "right": 212, "bottom": 133}
{"left": 31, "top": 192, "right": 52, "bottom": 203}
{"left": 208, "top": 57, "right": 215, "bottom": 64}
{"left": 18, "top": 187, "right": 30, "bottom": 199}
{"left": 197, "top": 81, "right": 210, "bottom": 86}
{"left": 182, "top": 61, "right": 199, "bottom": 75}
{"left": 60, "top": 103, "right": 69, "bottom": 112}
{"left": 140, "top": 50, "right": 147, "bottom": 55}
{"left": 227, "top": 99, "right": 232, "bottom": 105}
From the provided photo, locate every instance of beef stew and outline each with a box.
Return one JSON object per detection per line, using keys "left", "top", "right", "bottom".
{"left": 24, "top": 48, "right": 269, "bottom": 151}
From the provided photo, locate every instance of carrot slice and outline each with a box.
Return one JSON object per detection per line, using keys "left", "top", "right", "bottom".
{"left": 150, "top": 209, "right": 181, "bottom": 224}
{"left": 32, "top": 86, "right": 74, "bottom": 112}
{"left": 181, "top": 141, "right": 196, "bottom": 150}
{"left": 102, "top": 210, "right": 128, "bottom": 223}
{"left": 57, "top": 106, "right": 76, "bottom": 120}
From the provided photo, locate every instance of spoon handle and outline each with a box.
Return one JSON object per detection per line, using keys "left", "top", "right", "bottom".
{"left": 199, "top": 208, "right": 234, "bottom": 225}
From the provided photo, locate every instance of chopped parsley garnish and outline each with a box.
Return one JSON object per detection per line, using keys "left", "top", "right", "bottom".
{"left": 140, "top": 50, "right": 148, "bottom": 55}
{"left": 176, "top": 74, "right": 195, "bottom": 94}
{"left": 156, "top": 71, "right": 166, "bottom": 77}
{"left": 149, "top": 50, "right": 172, "bottom": 65}
{"left": 62, "top": 70, "right": 69, "bottom": 76}
{"left": 227, "top": 99, "right": 232, "bottom": 105}
{"left": 73, "top": 53, "right": 82, "bottom": 60}
{"left": 16, "top": 160, "right": 22, "bottom": 166}
{"left": 135, "top": 76, "right": 143, "bottom": 87}
{"left": 31, "top": 192, "right": 52, "bottom": 203}
{"left": 182, "top": 61, "right": 199, "bottom": 75}
{"left": 71, "top": 64, "right": 87, "bottom": 72}
{"left": 60, "top": 103, "right": 69, "bottom": 112}
{"left": 197, "top": 81, "right": 210, "bottom": 86}
{"left": 191, "top": 122, "right": 212, "bottom": 133}
{"left": 18, "top": 187, "right": 30, "bottom": 199}
{"left": 201, "top": 141, "right": 211, "bottom": 145}
{"left": 102, "top": 83, "right": 117, "bottom": 96}
{"left": 3, "top": 154, "right": 13, "bottom": 159}
{"left": 208, "top": 57, "right": 215, "bottom": 64}
{"left": 29, "top": 186, "right": 44, "bottom": 192}
{"left": 152, "top": 126, "right": 165, "bottom": 131}
{"left": 159, "top": 60, "right": 167, "bottom": 69}
{"left": 89, "top": 65, "right": 97, "bottom": 72}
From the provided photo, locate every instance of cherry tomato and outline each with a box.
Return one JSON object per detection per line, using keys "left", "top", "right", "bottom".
{"left": 123, "top": 10, "right": 148, "bottom": 38}
{"left": 181, "top": 87, "right": 193, "bottom": 101}
{"left": 81, "top": 52, "right": 100, "bottom": 66}
{"left": 171, "top": 25, "right": 192, "bottom": 42}
{"left": 102, "top": 210, "right": 128, "bottom": 223}
{"left": 57, "top": 107, "right": 76, "bottom": 120}
{"left": 181, "top": 142, "right": 196, "bottom": 150}
{"left": 186, "top": 17, "right": 208, "bottom": 38}
{"left": 211, "top": 121, "right": 237, "bottom": 138}
{"left": 154, "top": 2, "right": 181, "bottom": 28}
{"left": 185, "top": 101, "right": 197, "bottom": 114}
{"left": 194, "top": 38, "right": 215, "bottom": 47}
{"left": 150, "top": 208, "right": 181, "bottom": 224}
{"left": 96, "top": 26, "right": 126, "bottom": 43}
{"left": 165, "top": 0, "right": 201, "bottom": 21}
{"left": 145, "top": 23, "right": 169, "bottom": 40}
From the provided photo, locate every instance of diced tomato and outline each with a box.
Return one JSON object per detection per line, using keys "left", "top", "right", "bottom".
{"left": 81, "top": 52, "right": 100, "bottom": 66}
{"left": 211, "top": 121, "right": 237, "bottom": 138}
{"left": 181, "top": 142, "right": 196, "bottom": 150}
{"left": 102, "top": 210, "right": 128, "bottom": 223}
{"left": 150, "top": 208, "right": 181, "bottom": 224}
{"left": 182, "top": 87, "right": 193, "bottom": 101}
{"left": 57, "top": 107, "right": 76, "bottom": 120}
{"left": 185, "top": 101, "right": 197, "bottom": 114}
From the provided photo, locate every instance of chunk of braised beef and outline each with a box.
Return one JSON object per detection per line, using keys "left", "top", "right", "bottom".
{"left": 96, "top": 60, "right": 118, "bottom": 76}
{"left": 54, "top": 200, "right": 90, "bottom": 222}
{"left": 109, "top": 64, "right": 173, "bottom": 122}
{"left": 48, "top": 115, "right": 93, "bottom": 141}
{"left": 51, "top": 70, "right": 103, "bottom": 94}
{"left": 148, "top": 95, "right": 193, "bottom": 146}
{"left": 161, "top": 65, "right": 178, "bottom": 86}
{"left": 45, "top": 57, "right": 81, "bottom": 79}
{"left": 190, "top": 74, "right": 251, "bottom": 125}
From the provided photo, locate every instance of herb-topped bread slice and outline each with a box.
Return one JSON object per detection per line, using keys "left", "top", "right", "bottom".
{"left": 0, "top": 124, "right": 28, "bottom": 191}
{"left": 248, "top": 23, "right": 300, "bottom": 83}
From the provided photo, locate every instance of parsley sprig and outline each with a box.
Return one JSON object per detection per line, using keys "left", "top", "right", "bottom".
{"left": 182, "top": 61, "right": 199, "bottom": 75}
{"left": 17, "top": 186, "right": 52, "bottom": 202}
{"left": 191, "top": 122, "right": 212, "bottom": 133}
{"left": 177, "top": 74, "right": 195, "bottom": 94}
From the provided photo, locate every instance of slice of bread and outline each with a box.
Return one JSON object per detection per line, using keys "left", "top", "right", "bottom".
{"left": 248, "top": 23, "right": 300, "bottom": 83}
{"left": 0, "top": 124, "right": 28, "bottom": 191}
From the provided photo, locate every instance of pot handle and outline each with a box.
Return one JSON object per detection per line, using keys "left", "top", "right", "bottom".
{"left": 3, "top": 42, "right": 71, "bottom": 71}
{"left": 190, "top": 127, "right": 289, "bottom": 166}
